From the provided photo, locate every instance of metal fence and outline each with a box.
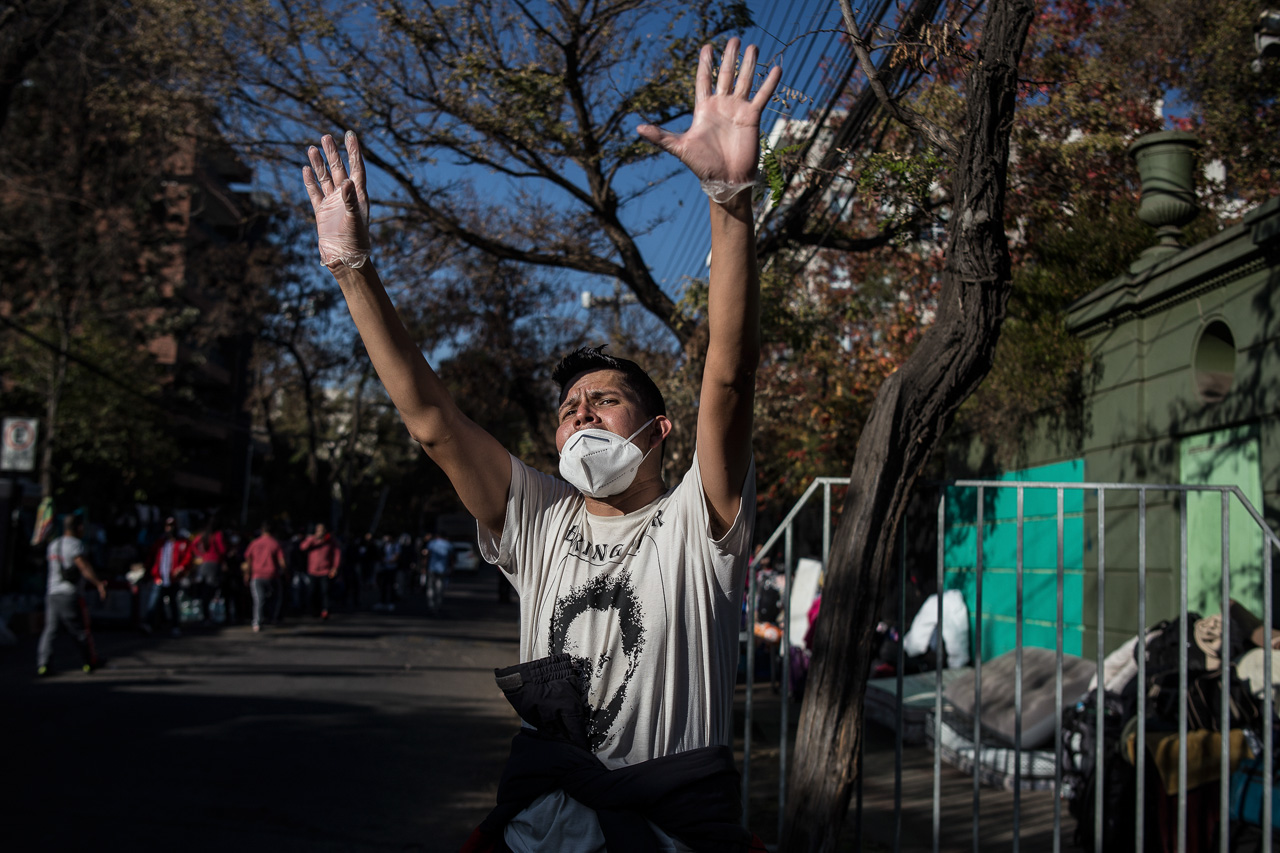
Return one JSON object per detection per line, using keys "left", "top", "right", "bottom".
{"left": 742, "top": 478, "right": 1280, "bottom": 852}
{"left": 741, "top": 476, "right": 847, "bottom": 837}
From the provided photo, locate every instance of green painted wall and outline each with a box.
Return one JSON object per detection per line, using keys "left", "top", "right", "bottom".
{"left": 946, "top": 197, "right": 1280, "bottom": 659}
{"left": 1072, "top": 233, "right": 1280, "bottom": 655}
{"left": 1180, "top": 425, "right": 1266, "bottom": 618}
{"left": 943, "top": 460, "right": 1085, "bottom": 660}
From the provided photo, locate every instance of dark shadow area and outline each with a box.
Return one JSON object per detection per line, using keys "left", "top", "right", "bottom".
{"left": 0, "top": 570, "right": 522, "bottom": 852}
{"left": 1, "top": 679, "right": 514, "bottom": 852}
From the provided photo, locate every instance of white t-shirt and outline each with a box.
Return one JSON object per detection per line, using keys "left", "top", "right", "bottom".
{"left": 46, "top": 534, "right": 86, "bottom": 595}
{"left": 478, "top": 450, "right": 755, "bottom": 769}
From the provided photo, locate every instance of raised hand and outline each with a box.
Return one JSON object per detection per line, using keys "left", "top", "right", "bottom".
{"left": 302, "top": 131, "right": 371, "bottom": 268}
{"left": 637, "top": 38, "right": 781, "bottom": 200}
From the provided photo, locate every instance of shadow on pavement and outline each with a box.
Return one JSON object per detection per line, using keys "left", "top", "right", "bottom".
{"left": 4, "top": 682, "right": 512, "bottom": 851}
{"left": 1, "top": 572, "right": 522, "bottom": 853}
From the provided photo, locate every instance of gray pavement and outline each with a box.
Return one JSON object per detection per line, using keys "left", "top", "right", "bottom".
{"left": 5, "top": 571, "right": 946, "bottom": 852}
{"left": 1, "top": 570, "right": 523, "bottom": 852}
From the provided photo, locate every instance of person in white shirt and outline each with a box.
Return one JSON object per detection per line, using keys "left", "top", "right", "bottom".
{"left": 37, "top": 513, "right": 107, "bottom": 676}
{"left": 301, "top": 37, "right": 779, "bottom": 850}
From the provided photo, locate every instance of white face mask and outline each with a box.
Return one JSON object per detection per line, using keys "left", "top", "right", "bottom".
{"left": 559, "top": 418, "right": 657, "bottom": 498}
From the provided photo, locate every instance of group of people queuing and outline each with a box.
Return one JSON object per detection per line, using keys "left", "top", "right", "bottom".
{"left": 353, "top": 530, "right": 454, "bottom": 613}
{"left": 36, "top": 507, "right": 459, "bottom": 674}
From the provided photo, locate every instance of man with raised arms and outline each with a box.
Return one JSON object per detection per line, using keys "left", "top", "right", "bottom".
{"left": 303, "top": 38, "right": 779, "bottom": 853}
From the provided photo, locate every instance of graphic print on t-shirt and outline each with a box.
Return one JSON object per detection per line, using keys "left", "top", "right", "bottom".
{"left": 548, "top": 569, "right": 645, "bottom": 750}
{"left": 547, "top": 515, "right": 665, "bottom": 752}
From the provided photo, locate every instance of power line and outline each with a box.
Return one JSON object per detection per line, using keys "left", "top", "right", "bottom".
{"left": 756, "top": 0, "right": 950, "bottom": 259}
{"left": 655, "top": 1, "right": 853, "bottom": 289}
{"left": 777, "top": 0, "right": 980, "bottom": 267}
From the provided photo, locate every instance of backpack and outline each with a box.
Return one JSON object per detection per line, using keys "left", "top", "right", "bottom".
{"left": 57, "top": 538, "right": 80, "bottom": 583}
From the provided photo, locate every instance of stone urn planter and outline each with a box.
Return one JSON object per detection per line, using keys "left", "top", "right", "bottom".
{"left": 1128, "top": 130, "right": 1201, "bottom": 273}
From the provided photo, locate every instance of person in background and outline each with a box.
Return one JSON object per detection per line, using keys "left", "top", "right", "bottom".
{"left": 286, "top": 529, "right": 307, "bottom": 614}
{"left": 357, "top": 531, "right": 378, "bottom": 598}
{"left": 145, "top": 516, "right": 191, "bottom": 637}
{"left": 243, "top": 521, "right": 286, "bottom": 632}
{"left": 37, "top": 513, "right": 108, "bottom": 676}
{"left": 221, "top": 527, "right": 249, "bottom": 625}
{"left": 299, "top": 522, "right": 342, "bottom": 620}
{"left": 190, "top": 515, "right": 228, "bottom": 625}
{"left": 421, "top": 531, "right": 453, "bottom": 615}
{"left": 396, "top": 532, "right": 414, "bottom": 602}
{"left": 375, "top": 533, "right": 400, "bottom": 611}
{"left": 340, "top": 533, "right": 363, "bottom": 611}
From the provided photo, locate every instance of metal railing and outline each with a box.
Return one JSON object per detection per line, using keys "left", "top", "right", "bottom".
{"left": 742, "top": 478, "right": 1280, "bottom": 852}
{"left": 740, "top": 476, "right": 847, "bottom": 837}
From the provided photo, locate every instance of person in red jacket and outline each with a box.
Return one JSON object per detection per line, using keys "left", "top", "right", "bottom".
{"left": 299, "top": 522, "right": 341, "bottom": 620}
{"left": 144, "top": 517, "right": 192, "bottom": 637}
{"left": 190, "top": 517, "right": 229, "bottom": 625}
{"left": 243, "top": 521, "right": 286, "bottom": 632}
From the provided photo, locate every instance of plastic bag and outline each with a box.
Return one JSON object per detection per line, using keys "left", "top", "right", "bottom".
{"left": 902, "top": 590, "right": 970, "bottom": 669}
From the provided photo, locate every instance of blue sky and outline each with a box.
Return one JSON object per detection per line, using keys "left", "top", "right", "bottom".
{"left": 246, "top": 1, "right": 883, "bottom": 348}
{"left": 254, "top": 0, "right": 1220, "bottom": 357}
{"left": 627, "top": 1, "right": 853, "bottom": 295}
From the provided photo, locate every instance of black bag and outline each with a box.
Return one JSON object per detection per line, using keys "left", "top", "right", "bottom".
{"left": 1063, "top": 689, "right": 1136, "bottom": 852}
{"left": 1142, "top": 615, "right": 1208, "bottom": 681}
{"left": 57, "top": 539, "right": 79, "bottom": 583}
{"left": 757, "top": 585, "right": 781, "bottom": 624}
{"left": 1149, "top": 668, "right": 1263, "bottom": 733}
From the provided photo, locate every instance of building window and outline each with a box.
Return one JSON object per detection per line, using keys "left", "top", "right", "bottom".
{"left": 1193, "top": 320, "right": 1236, "bottom": 403}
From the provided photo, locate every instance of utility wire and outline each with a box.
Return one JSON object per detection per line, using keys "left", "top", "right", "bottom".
{"left": 780, "top": 0, "right": 980, "bottom": 266}
{"left": 756, "top": 0, "right": 951, "bottom": 258}
{"left": 659, "top": 1, "right": 852, "bottom": 287}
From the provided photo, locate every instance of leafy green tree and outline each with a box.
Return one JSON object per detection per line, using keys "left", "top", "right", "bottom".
{"left": 1092, "top": 0, "right": 1279, "bottom": 208}
{"left": 749, "top": 0, "right": 1277, "bottom": 504}
{"left": 0, "top": 315, "right": 180, "bottom": 510}
{"left": 0, "top": 0, "right": 201, "bottom": 497}
{"left": 954, "top": 0, "right": 1277, "bottom": 462}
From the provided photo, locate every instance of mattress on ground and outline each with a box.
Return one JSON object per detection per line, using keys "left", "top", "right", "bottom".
{"left": 944, "top": 647, "right": 1097, "bottom": 749}
{"left": 925, "top": 710, "right": 1059, "bottom": 792}
{"left": 864, "top": 669, "right": 968, "bottom": 745}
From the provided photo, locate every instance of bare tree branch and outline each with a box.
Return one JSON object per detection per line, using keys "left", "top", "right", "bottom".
{"left": 838, "top": 0, "right": 960, "bottom": 157}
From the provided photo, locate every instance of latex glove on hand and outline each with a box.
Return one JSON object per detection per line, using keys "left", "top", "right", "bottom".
{"left": 303, "top": 131, "right": 372, "bottom": 269}
{"left": 636, "top": 38, "right": 781, "bottom": 204}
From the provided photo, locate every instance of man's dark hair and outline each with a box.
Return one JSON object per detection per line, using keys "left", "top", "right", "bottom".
{"left": 552, "top": 346, "right": 666, "bottom": 418}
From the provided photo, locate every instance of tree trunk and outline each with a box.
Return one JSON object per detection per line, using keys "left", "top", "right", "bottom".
{"left": 779, "top": 1, "right": 1034, "bottom": 850}
{"left": 337, "top": 367, "right": 372, "bottom": 540}
{"left": 39, "top": 301, "right": 73, "bottom": 499}
{"left": 40, "top": 340, "right": 66, "bottom": 498}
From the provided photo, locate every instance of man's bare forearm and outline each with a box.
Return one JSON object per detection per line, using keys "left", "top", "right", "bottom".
{"left": 329, "top": 261, "right": 458, "bottom": 447}
{"left": 697, "top": 191, "right": 761, "bottom": 534}
{"left": 705, "top": 194, "right": 761, "bottom": 386}
{"left": 636, "top": 38, "right": 777, "bottom": 531}
{"left": 327, "top": 260, "right": 512, "bottom": 533}
{"left": 75, "top": 557, "right": 106, "bottom": 598}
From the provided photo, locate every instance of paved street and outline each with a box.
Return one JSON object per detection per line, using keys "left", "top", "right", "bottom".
{"left": 1, "top": 570, "right": 523, "bottom": 852}
{"left": 2, "top": 568, "right": 1068, "bottom": 853}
